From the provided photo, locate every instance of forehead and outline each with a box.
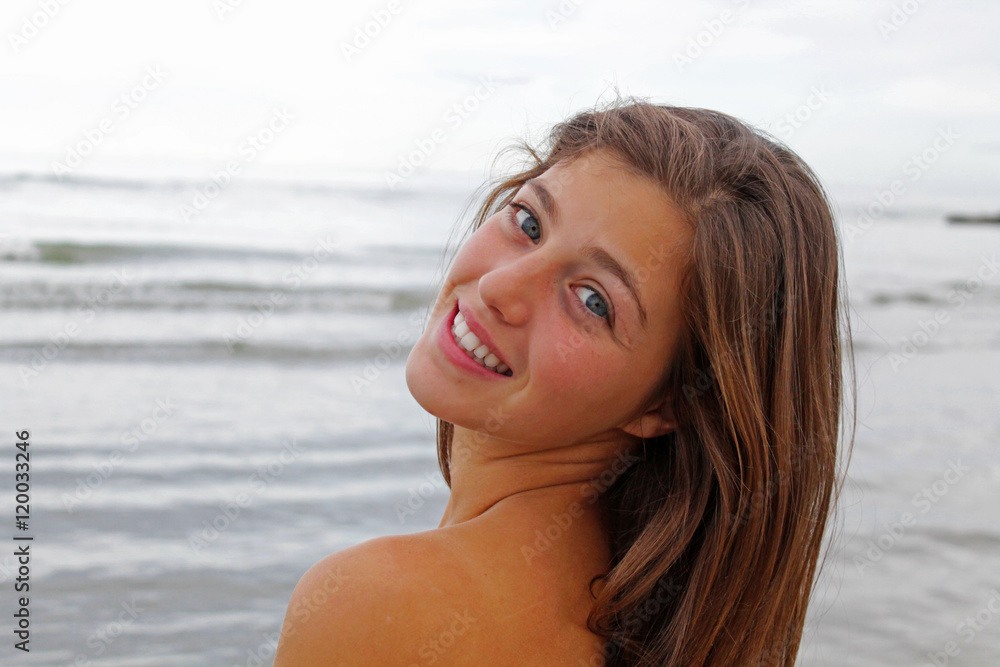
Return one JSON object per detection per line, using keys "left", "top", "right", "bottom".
{"left": 534, "top": 150, "right": 690, "bottom": 257}
{"left": 535, "top": 151, "right": 681, "bottom": 228}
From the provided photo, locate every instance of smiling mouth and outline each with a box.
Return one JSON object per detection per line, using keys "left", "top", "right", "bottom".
{"left": 450, "top": 310, "right": 512, "bottom": 376}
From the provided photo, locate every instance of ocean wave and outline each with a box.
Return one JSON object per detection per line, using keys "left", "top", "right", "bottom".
{"left": 0, "top": 279, "right": 434, "bottom": 313}
{"left": 1, "top": 239, "right": 317, "bottom": 265}
{"left": 861, "top": 286, "right": 1000, "bottom": 307}
{"left": 0, "top": 339, "right": 419, "bottom": 364}
{"left": 0, "top": 168, "right": 469, "bottom": 199}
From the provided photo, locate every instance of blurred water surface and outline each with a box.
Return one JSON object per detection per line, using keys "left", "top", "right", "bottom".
{"left": 1, "top": 173, "right": 999, "bottom": 665}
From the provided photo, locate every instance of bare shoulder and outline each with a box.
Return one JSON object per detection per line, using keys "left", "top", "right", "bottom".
{"left": 273, "top": 532, "right": 481, "bottom": 667}
{"left": 274, "top": 522, "right": 609, "bottom": 666}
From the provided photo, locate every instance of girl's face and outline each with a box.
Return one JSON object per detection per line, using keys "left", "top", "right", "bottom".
{"left": 405, "top": 149, "right": 692, "bottom": 449}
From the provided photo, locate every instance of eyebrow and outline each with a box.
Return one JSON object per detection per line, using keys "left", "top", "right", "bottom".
{"left": 524, "top": 178, "right": 649, "bottom": 330}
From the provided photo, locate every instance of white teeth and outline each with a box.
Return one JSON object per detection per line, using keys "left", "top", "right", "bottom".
{"left": 458, "top": 332, "right": 480, "bottom": 351}
{"left": 451, "top": 309, "right": 512, "bottom": 376}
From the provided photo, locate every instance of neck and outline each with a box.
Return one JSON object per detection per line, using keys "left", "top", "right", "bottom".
{"left": 437, "top": 424, "right": 641, "bottom": 528}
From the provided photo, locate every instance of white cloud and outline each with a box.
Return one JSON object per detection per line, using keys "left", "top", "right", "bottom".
{"left": 0, "top": 0, "right": 996, "bottom": 193}
{"left": 883, "top": 76, "right": 1000, "bottom": 114}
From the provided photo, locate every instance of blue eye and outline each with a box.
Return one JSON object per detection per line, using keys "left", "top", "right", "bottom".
{"left": 576, "top": 286, "right": 609, "bottom": 320}
{"left": 514, "top": 206, "right": 541, "bottom": 242}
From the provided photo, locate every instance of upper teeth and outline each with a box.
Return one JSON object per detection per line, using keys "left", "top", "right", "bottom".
{"left": 452, "top": 311, "right": 511, "bottom": 376}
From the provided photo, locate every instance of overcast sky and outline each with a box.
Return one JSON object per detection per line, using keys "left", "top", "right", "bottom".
{"left": 1, "top": 0, "right": 997, "bottom": 207}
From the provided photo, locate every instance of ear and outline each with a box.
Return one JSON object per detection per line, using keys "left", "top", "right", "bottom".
{"left": 619, "top": 396, "right": 676, "bottom": 440}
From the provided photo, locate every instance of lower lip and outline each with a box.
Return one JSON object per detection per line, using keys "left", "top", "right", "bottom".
{"left": 438, "top": 304, "right": 510, "bottom": 379}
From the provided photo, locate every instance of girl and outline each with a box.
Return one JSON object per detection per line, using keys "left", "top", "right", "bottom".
{"left": 275, "top": 97, "right": 853, "bottom": 666}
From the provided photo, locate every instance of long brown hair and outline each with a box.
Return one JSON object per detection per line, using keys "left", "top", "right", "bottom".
{"left": 431, "top": 97, "right": 855, "bottom": 666}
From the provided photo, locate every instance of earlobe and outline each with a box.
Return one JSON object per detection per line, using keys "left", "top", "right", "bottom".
{"left": 620, "top": 399, "right": 676, "bottom": 439}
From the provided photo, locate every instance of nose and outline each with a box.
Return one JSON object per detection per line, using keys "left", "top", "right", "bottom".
{"left": 477, "top": 251, "right": 553, "bottom": 328}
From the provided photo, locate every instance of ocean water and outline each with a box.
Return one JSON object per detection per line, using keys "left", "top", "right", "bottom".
{"left": 1, "top": 173, "right": 998, "bottom": 666}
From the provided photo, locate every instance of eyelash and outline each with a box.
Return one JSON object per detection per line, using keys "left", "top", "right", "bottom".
{"left": 505, "top": 201, "right": 615, "bottom": 329}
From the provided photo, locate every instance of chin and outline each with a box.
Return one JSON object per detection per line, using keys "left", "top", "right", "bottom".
{"left": 404, "top": 335, "right": 444, "bottom": 417}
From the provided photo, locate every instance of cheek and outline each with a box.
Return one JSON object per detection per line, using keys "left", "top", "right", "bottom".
{"left": 533, "top": 326, "right": 660, "bottom": 420}
{"left": 446, "top": 220, "right": 505, "bottom": 281}
{"left": 533, "top": 323, "right": 623, "bottom": 394}
{"left": 523, "top": 340, "right": 642, "bottom": 437}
